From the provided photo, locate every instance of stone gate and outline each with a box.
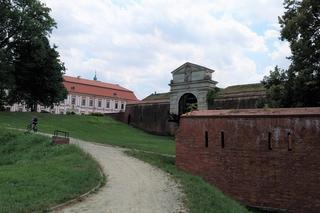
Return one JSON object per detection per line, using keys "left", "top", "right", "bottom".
{"left": 169, "top": 62, "right": 217, "bottom": 115}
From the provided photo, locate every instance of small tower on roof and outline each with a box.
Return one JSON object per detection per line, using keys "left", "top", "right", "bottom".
{"left": 93, "top": 71, "right": 97, "bottom": 81}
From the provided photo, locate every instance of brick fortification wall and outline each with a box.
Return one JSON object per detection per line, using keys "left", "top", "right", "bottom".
{"left": 107, "top": 111, "right": 127, "bottom": 123}
{"left": 176, "top": 108, "right": 320, "bottom": 212}
{"left": 109, "top": 100, "right": 176, "bottom": 135}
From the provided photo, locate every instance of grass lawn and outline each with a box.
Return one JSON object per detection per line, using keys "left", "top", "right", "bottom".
{"left": 0, "top": 112, "right": 175, "bottom": 155}
{"left": 0, "top": 112, "right": 253, "bottom": 212}
{"left": 0, "top": 129, "right": 103, "bottom": 213}
{"left": 126, "top": 150, "right": 250, "bottom": 213}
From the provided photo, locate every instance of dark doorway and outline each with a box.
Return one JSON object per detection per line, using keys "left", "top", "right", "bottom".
{"left": 178, "top": 93, "right": 198, "bottom": 115}
{"left": 128, "top": 114, "right": 131, "bottom": 124}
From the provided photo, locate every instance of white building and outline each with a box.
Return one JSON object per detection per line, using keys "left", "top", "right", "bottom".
{"left": 8, "top": 75, "right": 138, "bottom": 114}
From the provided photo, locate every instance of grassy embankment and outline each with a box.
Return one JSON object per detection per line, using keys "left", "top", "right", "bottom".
{"left": 0, "top": 112, "right": 174, "bottom": 155}
{"left": 0, "top": 112, "right": 249, "bottom": 213}
{"left": 0, "top": 129, "right": 103, "bottom": 213}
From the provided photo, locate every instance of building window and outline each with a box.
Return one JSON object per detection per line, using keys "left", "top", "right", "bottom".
{"left": 106, "top": 101, "right": 110, "bottom": 108}
{"left": 71, "top": 97, "right": 76, "bottom": 105}
{"left": 115, "top": 102, "right": 118, "bottom": 109}
{"left": 89, "top": 99, "right": 93, "bottom": 107}
{"left": 121, "top": 103, "right": 124, "bottom": 109}
{"left": 82, "top": 98, "right": 86, "bottom": 106}
{"left": 98, "top": 100, "right": 102, "bottom": 108}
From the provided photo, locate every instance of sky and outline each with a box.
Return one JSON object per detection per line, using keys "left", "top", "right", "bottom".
{"left": 41, "top": 0, "right": 291, "bottom": 100}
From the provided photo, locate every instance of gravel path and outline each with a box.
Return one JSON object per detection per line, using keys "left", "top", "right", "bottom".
{"left": 56, "top": 138, "right": 186, "bottom": 213}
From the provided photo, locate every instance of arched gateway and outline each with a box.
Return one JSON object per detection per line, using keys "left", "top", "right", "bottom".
{"left": 178, "top": 93, "right": 198, "bottom": 115}
{"left": 169, "top": 62, "right": 217, "bottom": 115}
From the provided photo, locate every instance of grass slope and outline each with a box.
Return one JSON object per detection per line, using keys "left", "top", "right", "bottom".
{"left": 0, "top": 112, "right": 174, "bottom": 155}
{"left": 143, "top": 92, "right": 170, "bottom": 101}
{"left": 219, "top": 83, "right": 266, "bottom": 95}
{"left": 0, "top": 130, "right": 102, "bottom": 213}
{"left": 0, "top": 112, "right": 251, "bottom": 212}
{"left": 126, "top": 150, "right": 250, "bottom": 213}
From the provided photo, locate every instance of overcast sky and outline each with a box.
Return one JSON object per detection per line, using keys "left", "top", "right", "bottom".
{"left": 41, "top": 0, "right": 291, "bottom": 99}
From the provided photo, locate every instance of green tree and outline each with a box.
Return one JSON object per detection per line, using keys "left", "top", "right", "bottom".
{"left": 0, "top": 0, "right": 55, "bottom": 50}
{"left": 8, "top": 36, "right": 67, "bottom": 111}
{"left": 0, "top": 49, "right": 13, "bottom": 109}
{"left": 263, "top": 0, "right": 320, "bottom": 107}
{"left": 206, "top": 87, "right": 220, "bottom": 109}
{"left": 262, "top": 66, "right": 288, "bottom": 107}
{"left": 0, "top": 0, "right": 66, "bottom": 110}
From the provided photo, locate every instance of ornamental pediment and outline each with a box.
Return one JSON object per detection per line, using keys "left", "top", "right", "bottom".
{"left": 171, "top": 62, "right": 215, "bottom": 84}
{"left": 171, "top": 62, "right": 214, "bottom": 74}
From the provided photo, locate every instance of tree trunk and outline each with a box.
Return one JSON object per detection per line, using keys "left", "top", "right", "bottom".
{"left": 31, "top": 103, "right": 37, "bottom": 112}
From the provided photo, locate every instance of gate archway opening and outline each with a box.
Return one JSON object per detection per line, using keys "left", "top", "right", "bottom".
{"left": 178, "top": 93, "right": 198, "bottom": 115}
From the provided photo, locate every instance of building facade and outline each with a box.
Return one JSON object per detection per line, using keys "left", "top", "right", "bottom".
{"left": 169, "top": 62, "right": 217, "bottom": 115}
{"left": 8, "top": 75, "right": 138, "bottom": 114}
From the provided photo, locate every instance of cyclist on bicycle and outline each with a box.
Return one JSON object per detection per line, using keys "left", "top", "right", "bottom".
{"left": 31, "top": 117, "right": 38, "bottom": 132}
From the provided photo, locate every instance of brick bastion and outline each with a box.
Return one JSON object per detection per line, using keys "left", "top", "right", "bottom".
{"left": 176, "top": 108, "right": 320, "bottom": 212}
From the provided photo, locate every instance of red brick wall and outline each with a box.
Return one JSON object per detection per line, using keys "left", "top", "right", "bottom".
{"left": 108, "top": 102, "right": 177, "bottom": 135}
{"left": 176, "top": 108, "right": 320, "bottom": 212}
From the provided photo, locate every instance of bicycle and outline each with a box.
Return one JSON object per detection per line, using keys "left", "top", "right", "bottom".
{"left": 25, "top": 123, "right": 38, "bottom": 134}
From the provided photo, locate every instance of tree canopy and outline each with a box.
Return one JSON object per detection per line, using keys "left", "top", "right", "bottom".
{"left": 8, "top": 36, "right": 67, "bottom": 111}
{"left": 262, "top": 0, "right": 320, "bottom": 107}
{"left": 0, "top": 0, "right": 66, "bottom": 110}
{"left": 0, "top": 0, "right": 55, "bottom": 50}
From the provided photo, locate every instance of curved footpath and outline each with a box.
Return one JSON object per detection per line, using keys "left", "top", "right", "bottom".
{"left": 56, "top": 138, "right": 186, "bottom": 213}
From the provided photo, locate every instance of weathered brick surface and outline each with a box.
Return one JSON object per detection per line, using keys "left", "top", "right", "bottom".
{"left": 176, "top": 108, "right": 320, "bottom": 212}
{"left": 109, "top": 101, "right": 177, "bottom": 135}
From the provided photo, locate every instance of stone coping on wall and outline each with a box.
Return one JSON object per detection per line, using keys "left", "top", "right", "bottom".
{"left": 214, "top": 95, "right": 265, "bottom": 101}
{"left": 181, "top": 107, "right": 320, "bottom": 118}
{"left": 127, "top": 99, "right": 170, "bottom": 105}
{"left": 215, "top": 91, "right": 266, "bottom": 99}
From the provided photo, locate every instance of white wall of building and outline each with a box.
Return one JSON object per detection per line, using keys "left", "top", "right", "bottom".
{"left": 9, "top": 93, "right": 127, "bottom": 115}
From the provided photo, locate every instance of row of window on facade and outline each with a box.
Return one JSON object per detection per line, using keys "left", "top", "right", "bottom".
{"left": 69, "top": 96, "right": 125, "bottom": 110}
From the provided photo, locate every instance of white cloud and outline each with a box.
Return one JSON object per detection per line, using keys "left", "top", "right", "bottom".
{"left": 269, "top": 41, "right": 291, "bottom": 61}
{"left": 42, "top": 0, "right": 289, "bottom": 99}
{"left": 264, "top": 29, "right": 280, "bottom": 40}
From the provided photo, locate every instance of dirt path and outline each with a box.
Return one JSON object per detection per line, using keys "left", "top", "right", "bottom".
{"left": 56, "top": 138, "right": 186, "bottom": 213}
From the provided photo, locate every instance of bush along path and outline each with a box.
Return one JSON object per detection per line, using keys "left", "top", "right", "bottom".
{"left": 57, "top": 137, "right": 187, "bottom": 213}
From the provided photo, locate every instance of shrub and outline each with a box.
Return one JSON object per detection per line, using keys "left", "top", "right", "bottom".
{"left": 89, "top": 112, "right": 105, "bottom": 117}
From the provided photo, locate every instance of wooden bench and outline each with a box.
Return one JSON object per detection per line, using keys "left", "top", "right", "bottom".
{"left": 52, "top": 130, "right": 70, "bottom": 145}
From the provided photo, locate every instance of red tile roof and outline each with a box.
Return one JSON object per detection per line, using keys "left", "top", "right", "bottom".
{"left": 63, "top": 76, "right": 138, "bottom": 101}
